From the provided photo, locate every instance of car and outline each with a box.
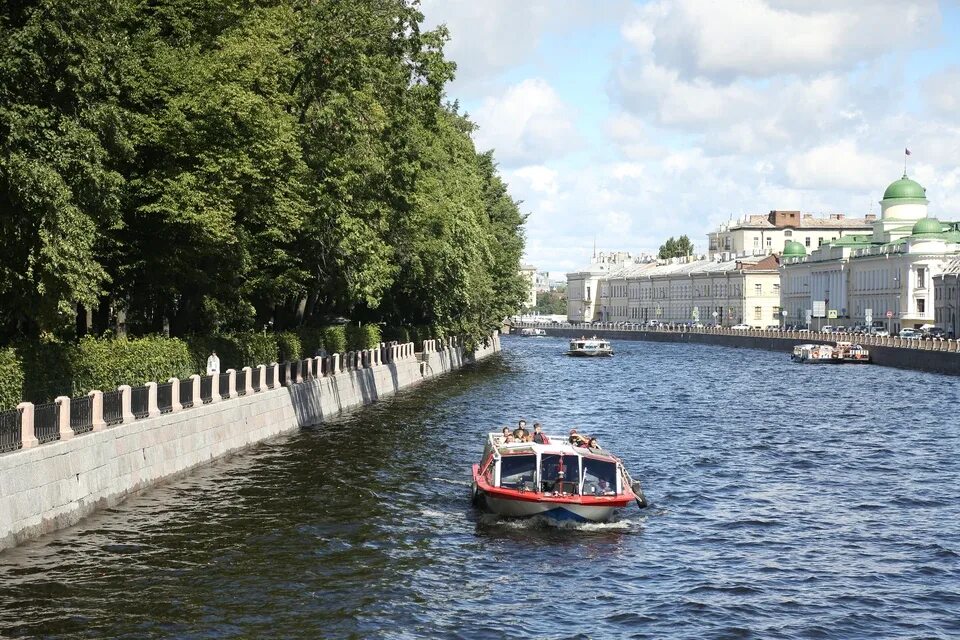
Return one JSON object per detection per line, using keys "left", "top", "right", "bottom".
{"left": 731, "top": 323, "right": 751, "bottom": 330}
{"left": 871, "top": 329, "right": 890, "bottom": 337}
{"left": 765, "top": 324, "right": 780, "bottom": 330}
{"left": 922, "top": 327, "right": 947, "bottom": 339}
{"left": 898, "top": 328, "right": 921, "bottom": 339}
{"left": 821, "top": 325, "right": 834, "bottom": 333}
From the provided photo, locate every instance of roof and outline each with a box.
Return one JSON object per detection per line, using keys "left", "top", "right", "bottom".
{"left": 721, "top": 213, "right": 873, "bottom": 230}
{"left": 883, "top": 174, "right": 927, "bottom": 201}
{"left": 600, "top": 255, "right": 778, "bottom": 281}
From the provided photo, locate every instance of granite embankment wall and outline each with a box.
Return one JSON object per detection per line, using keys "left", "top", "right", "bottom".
{"left": 0, "top": 335, "right": 500, "bottom": 552}
{"left": 535, "top": 326, "right": 960, "bottom": 376}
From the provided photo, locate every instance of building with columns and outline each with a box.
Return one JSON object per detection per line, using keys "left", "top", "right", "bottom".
{"left": 933, "top": 258, "right": 960, "bottom": 337}
{"left": 566, "top": 251, "right": 641, "bottom": 322}
{"left": 568, "top": 254, "right": 782, "bottom": 327}
{"left": 780, "top": 174, "right": 960, "bottom": 332}
{"left": 519, "top": 264, "right": 537, "bottom": 309}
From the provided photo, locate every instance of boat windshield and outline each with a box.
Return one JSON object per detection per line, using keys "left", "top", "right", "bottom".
{"left": 500, "top": 454, "right": 537, "bottom": 490}
{"left": 540, "top": 454, "right": 580, "bottom": 494}
{"left": 582, "top": 458, "right": 618, "bottom": 495}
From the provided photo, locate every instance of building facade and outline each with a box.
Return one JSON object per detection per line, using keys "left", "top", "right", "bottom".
{"left": 519, "top": 264, "right": 537, "bottom": 309}
{"left": 566, "top": 251, "right": 639, "bottom": 322}
{"left": 568, "top": 254, "right": 782, "bottom": 327}
{"left": 933, "top": 258, "right": 960, "bottom": 337}
{"left": 708, "top": 210, "right": 874, "bottom": 259}
{"left": 780, "top": 174, "right": 960, "bottom": 332}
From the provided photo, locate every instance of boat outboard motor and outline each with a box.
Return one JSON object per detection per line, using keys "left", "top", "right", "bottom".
{"left": 631, "top": 480, "right": 648, "bottom": 508}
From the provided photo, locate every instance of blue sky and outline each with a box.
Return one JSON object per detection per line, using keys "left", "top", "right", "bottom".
{"left": 422, "top": 0, "right": 960, "bottom": 275}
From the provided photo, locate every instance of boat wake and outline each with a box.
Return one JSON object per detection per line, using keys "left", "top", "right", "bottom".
{"left": 477, "top": 512, "right": 643, "bottom": 532}
{"left": 429, "top": 477, "right": 472, "bottom": 487}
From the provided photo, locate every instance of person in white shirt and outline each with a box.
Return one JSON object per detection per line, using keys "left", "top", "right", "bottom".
{"left": 206, "top": 351, "right": 220, "bottom": 375}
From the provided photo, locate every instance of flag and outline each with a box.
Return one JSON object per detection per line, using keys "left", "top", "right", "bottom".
{"left": 905, "top": 148, "right": 911, "bottom": 155}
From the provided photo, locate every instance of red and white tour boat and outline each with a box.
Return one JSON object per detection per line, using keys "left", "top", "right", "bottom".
{"left": 471, "top": 431, "right": 647, "bottom": 523}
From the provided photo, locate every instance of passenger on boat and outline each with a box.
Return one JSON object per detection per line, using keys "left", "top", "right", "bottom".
{"left": 532, "top": 423, "right": 547, "bottom": 444}
{"left": 568, "top": 429, "right": 588, "bottom": 446}
{"left": 504, "top": 434, "right": 516, "bottom": 444}
{"left": 587, "top": 437, "right": 600, "bottom": 450}
{"left": 513, "top": 420, "right": 529, "bottom": 440}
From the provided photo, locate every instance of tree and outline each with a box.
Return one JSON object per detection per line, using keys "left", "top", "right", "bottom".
{"left": 534, "top": 291, "right": 567, "bottom": 315}
{"left": 658, "top": 235, "right": 694, "bottom": 259}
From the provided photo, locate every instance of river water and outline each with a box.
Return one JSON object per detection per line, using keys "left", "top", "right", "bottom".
{"left": 1, "top": 336, "right": 959, "bottom": 639}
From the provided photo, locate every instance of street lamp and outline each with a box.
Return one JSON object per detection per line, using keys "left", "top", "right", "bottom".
{"left": 712, "top": 310, "right": 719, "bottom": 327}
{"left": 781, "top": 308, "right": 788, "bottom": 330}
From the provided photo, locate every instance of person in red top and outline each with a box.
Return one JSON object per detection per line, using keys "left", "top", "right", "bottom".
{"left": 532, "top": 423, "right": 547, "bottom": 444}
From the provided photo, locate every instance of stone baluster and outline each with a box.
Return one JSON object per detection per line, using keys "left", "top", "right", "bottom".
{"left": 190, "top": 374, "right": 201, "bottom": 403}
{"left": 17, "top": 402, "right": 37, "bottom": 448}
{"left": 88, "top": 390, "right": 106, "bottom": 431}
{"left": 241, "top": 367, "right": 253, "bottom": 394}
{"left": 167, "top": 378, "right": 182, "bottom": 412}
{"left": 146, "top": 381, "right": 160, "bottom": 417}
{"left": 55, "top": 396, "right": 73, "bottom": 440}
{"left": 118, "top": 385, "right": 135, "bottom": 421}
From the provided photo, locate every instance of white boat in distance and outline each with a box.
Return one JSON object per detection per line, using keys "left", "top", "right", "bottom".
{"left": 791, "top": 341, "right": 871, "bottom": 364}
{"left": 566, "top": 337, "right": 614, "bottom": 357}
{"left": 519, "top": 327, "right": 547, "bottom": 337}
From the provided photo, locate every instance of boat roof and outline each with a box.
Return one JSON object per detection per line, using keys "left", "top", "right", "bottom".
{"left": 487, "top": 433, "right": 618, "bottom": 461}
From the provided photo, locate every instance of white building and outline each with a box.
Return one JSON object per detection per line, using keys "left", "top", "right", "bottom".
{"left": 519, "top": 264, "right": 538, "bottom": 309}
{"left": 780, "top": 174, "right": 960, "bottom": 331}
{"left": 566, "top": 251, "right": 643, "bottom": 322}
{"left": 568, "top": 254, "right": 782, "bottom": 327}
{"left": 708, "top": 210, "right": 874, "bottom": 259}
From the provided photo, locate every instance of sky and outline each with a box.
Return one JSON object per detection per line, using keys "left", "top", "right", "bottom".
{"left": 419, "top": 0, "right": 960, "bottom": 276}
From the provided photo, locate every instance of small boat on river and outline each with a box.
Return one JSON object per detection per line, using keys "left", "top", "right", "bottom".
{"left": 519, "top": 327, "right": 547, "bottom": 337}
{"left": 791, "top": 341, "right": 871, "bottom": 364}
{"left": 566, "top": 337, "right": 614, "bottom": 357}
{"left": 471, "top": 431, "right": 646, "bottom": 523}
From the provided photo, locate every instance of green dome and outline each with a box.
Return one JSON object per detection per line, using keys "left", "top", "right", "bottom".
{"left": 782, "top": 240, "right": 806, "bottom": 257}
{"left": 911, "top": 217, "right": 942, "bottom": 235}
{"left": 883, "top": 174, "right": 926, "bottom": 200}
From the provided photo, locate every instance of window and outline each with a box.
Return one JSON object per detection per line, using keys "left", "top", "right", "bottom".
{"left": 773, "top": 283, "right": 780, "bottom": 293}
{"left": 541, "top": 454, "right": 580, "bottom": 494}
{"left": 753, "top": 237, "right": 759, "bottom": 248}
{"left": 918, "top": 298, "right": 926, "bottom": 313}
{"left": 499, "top": 455, "right": 537, "bottom": 490}
{"left": 754, "top": 306, "right": 762, "bottom": 320}
{"left": 773, "top": 306, "right": 781, "bottom": 319}
{"left": 917, "top": 267, "right": 926, "bottom": 288}
{"left": 766, "top": 237, "right": 772, "bottom": 247}
{"left": 818, "top": 238, "right": 825, "bottom": 246}
{"left": 805, "top": 237, "right": 811, "bottom": 247}
{"left": 755, "top": 283, "right": 762, "bottom": 294}
{"left": 784, "top": 230, "right": 793, "bottom": 237}
{"left": 582, "top": 458, "right": 618, "bottom": 495}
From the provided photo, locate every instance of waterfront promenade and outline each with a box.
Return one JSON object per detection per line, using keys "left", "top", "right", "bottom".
{"left": 514, "top": 322, "right": 960, "bottom": 376}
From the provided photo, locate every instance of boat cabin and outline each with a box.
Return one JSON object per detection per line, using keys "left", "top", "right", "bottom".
{"left": 479, "top": 433, "right": 623, "bottom": 496}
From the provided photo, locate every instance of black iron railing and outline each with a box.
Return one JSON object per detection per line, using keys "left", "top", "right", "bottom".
{"left": 290, "top": 360, "right": 301, "bottom": 383}
{"left": 104, "top": 389, "right": 123, "bottom": 425}
{"left": 251, "top": 367, "right": 262, "bottom": 392}
{"left": 265, "top": 366, "right": 275, "bottom": 388}
{"left": 236, "top": 371, "right": 247, "bottom": 396}
{"left": 279, "top": 364, "right": 288, "bottom": 386}
{"left": 179, "top": 379, "right": 194, "bottom": 409}
{"left": 131, "top": 385, "right": 150, "bottom": 419}
{"left": 219, "top": 372, "right": 231, "bottom": 399}
{"left": 157, "top": 382, "right": 174, "bottom": 413}
{"left": 200, "top": 375, "right": 213, "bottom": 404}
{"left": 70, "top": 395, "right": 93, "bottom": 434}
{"left": 0, "top": 408, "right": 21, "bottom": 453}
{"left": 34, "top": 402, "right": 60, "bottom": 444}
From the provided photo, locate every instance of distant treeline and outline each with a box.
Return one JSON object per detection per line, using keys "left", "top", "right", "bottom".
{"left": 0, "top": 0, "right": 527, "bottom": 342}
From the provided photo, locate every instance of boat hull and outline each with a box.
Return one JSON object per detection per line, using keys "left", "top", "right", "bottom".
{"left": 566, "top": 350, "right": 614, "bottom": 357}
{"left": 478, "top": 492, "right": 619, "bottom": 523}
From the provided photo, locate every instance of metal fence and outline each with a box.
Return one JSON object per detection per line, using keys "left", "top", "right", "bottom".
{"left": 0, "top": 408, "right": 21, "bottom": 453}
{"left": 200, "top": 375, "right": 213, "bottom": 404}
{"left": 236, "top": 371, "right": 246, "bottom": 396}
{"left": 251, "top": 367, "right": 262, "bottom": 392}
{"left": 266, "top": 366, "right": 275, "bottom": 388}
{"left": 218, "top": 372, "right": 231, "bottom": 399}
{"left": 278, "top": 364, "right": 288, "bottom": 386}
{"left": 131, "top": 385, "right": 150, "bottom": 419}
{"left": 33, "top": 402, "right": 60, "bottom": 444}
{"left": 157, "top": 382, "right": 174, "bottom": 413}
{"left": 70, "top": 395, "right": 93, "bottom": 434}
{"left": 302, "top": 359, "right": 313, "bottom": 380}
{"left": 291, "top": 360, "right": 301, "bottom": 382}
{"left": 104, "top": 389, "right": 123, "bottom": 425}
{"left": 179, "top": 379, "right": 194, "bottom": 409}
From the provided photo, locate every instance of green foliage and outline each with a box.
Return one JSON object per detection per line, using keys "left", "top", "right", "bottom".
{"left": 0, "top": 0, "right": 525, "bottom": 342}
{"left": 184, "top": 332, "right": 279, "bottom": 373}
{"left": 16, "top": 336, "right": 192, "bottom": 403}
{"left": 322, "top": 326, "right": 347, "bottom": 354}
{"left": 534, "top": 291, "right": 567, "bottom": 315}
{"left": 658, "top": 235, "right": 694, "bottom": 260}
{"left": 0, "top": 348, "right": 24, "bottom": 410}
{"left": 295, "top": 327, "right": 326, "bottom": 357}
{"left": 408, "top": 325, "right": 433, "bottom": 351}
{"left": 277, "top": 331, "right": 301, "bottom": 362}
{"left": 345, "top": 325, "right": 382, "bottom": 351}
{"left": 381, "top": 326, "right": 410, "bottom": 344}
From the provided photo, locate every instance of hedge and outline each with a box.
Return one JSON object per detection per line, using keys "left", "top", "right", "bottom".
{"left": 0, "top": 348, "right": 24, "bottom": 411}
{"left": 277, "top": 331, "right": 302, "bottom": 361}
{"left": 185, "top": 333, "right": 281, "bottom": 373}
{"left": 345, "top": 324, "right": 381, "bottom": 351}
{"left": 322, "top": 326, "right": 347, "bottom": 354}
{"left": 381, "top": 326, "right": 410, "bottom": 345}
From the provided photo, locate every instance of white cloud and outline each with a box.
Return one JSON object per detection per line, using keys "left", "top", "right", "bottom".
{"left": 923, "top": 65, "right": 960, "bottom": 115}
{"left": 509, "top": 165, "right": 560, "bottom": 196}
{"left": 786, "top": 141, "right": 900, "bottom": 191}
{"left": 471, "top": 78, "right": 581, "bottom": 166}
{"left": 626, "top": 0, "right": 939, "bottom": 81}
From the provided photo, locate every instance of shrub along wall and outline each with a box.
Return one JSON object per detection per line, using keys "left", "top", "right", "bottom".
{"left": 345, "top": 324, "right": 381, "bottom": 351}
{"left": 184, "top": 333, "right": 280, "bottom": 374}
{"left": 0, "top": 348, "right": 24, "bottom": 411}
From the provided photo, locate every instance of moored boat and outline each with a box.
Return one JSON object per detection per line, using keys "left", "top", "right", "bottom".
{"left": 471, "top": 431, "right": 646, "bottom": 523}
{"left": 791, "top": 341, "right": 871, "bottom": 364}
{"left": 566, "top": 337, "right": 614, "bottom": 357}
